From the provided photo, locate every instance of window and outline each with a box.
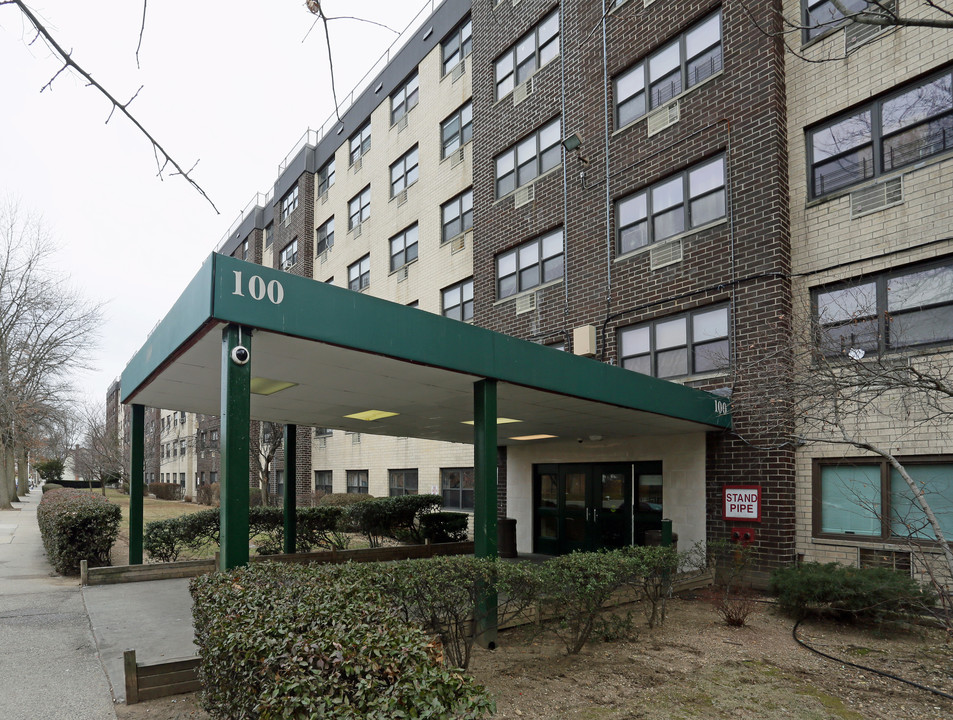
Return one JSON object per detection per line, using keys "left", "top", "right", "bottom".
{"left": 347, "top": 470, "right": 369, "bottom": 494}
{"left": 442, "top": 468, "right": 474, "bottom": 510}
{"left": 495, "top": 117, "right": 561, "bottom": 197}
{"left": 234, "top": 239, "right": 248, "bottom": 261}
{"left": 318, "top": 158, "right": 335, "bottom": 195}
{"left": 441, "top": 102, "right": 473, "bottom": 158}
{"left": 314, "top": 470, "right": 332, "bottom": 495}
{"left": 314, "top": 427, "right": 332, "bottom": 437}
{"left": 803, "top": 0, "right": 873, "bottom": 41}
{"left": 496, "top": 228, "right": 564, "bottom": 299}
{"left": 814, "top": 259, "right": 953, "bottom": 357}
{"left": 815, "top": 459, "right": 953, "bottom": 541}
{"left": 390, "top": 145, "right": 419, "bottom": 196}
{"left": 619, "top": 305, "right": 729, "bottom": 378}
{"left": 348, "top": 254, "right": 370, "bottom": 292}
{"left": 495, "top": 10, "right": 559, "bottom": 99}
{"left": 391, "top": 73, "right": 419, "bottom": 125}
{"left": 210, "top": 429, "right": 219, "bottom": 442}
{"left": 441, "top": 189, "right": 473, "bottom": 243}
{"left": 442, "top": 16, "right": 472, "bottom": 75}
{"left": 389, "top": 469, "right": 418, "bottom": 497}
{"left": 264, "top": 222, "right": 273, "bottom": 248}
{"left": 442, "top": 278, "right": 473, "bottom": 321}
{"left": 349, "top": 121, "right": 371, "bottom": 164}
{"left": 390, "top": 224, "right": 419, "bottom": 271}
{"left": 279, "top": 238, "right": 298, "bottom": 269}
{"left": 280, "top": 185, "right": 299, "bottom": 221}
{"left": 209, "top": 471, "right": 218, "bottom": 485}
{"left": 614, "top": 11, "right": 722, "bottom": 127}
{"left": 316, "top": 217, "right": 334, "bottom": 255}
{"left": 616, "top": 155, "right": 725, "bottom": 254}
{"left": 809, "top": 67, "right": 953, "bottom": 198}
{"left": 348, "top": 185, "right": 371, "bottom": 229}
{"left": 180, "top": 439, "right": 186, "bottom": 454}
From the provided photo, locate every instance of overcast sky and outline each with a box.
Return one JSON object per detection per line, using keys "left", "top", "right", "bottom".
{"left": 1, "top": 0, "right": 426, "bottom": 409}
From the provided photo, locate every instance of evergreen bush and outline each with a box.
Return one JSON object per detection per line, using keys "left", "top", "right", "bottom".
{"left": 36, "top": 489, "right": 121, "bottom": 575}
{"left": 420, "top": 511, "right": 469, "bottom": 543}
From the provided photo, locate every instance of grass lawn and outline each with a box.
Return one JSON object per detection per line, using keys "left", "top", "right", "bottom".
{"left": 102, "top": 488, "right": 211, "bottom": 530}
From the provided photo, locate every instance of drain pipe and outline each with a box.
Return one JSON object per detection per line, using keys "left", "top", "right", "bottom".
{"left": 559, "top": 0, "right": 570, "bottom": 333}
{"left": 602, "top": 2, "right": 612, "bottom": 330}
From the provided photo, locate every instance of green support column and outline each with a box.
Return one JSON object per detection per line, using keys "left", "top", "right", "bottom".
{"left": 283, "top": 424, "right": 297, "bottom": 555}
{"left": 474, "top": 379, "right": 498, "bottom": 648}
{"left": 220, "top": 325, "right": 252, "bottom": 571}
{"left": 129, "top": 404, "right": 145, "bottom": 565}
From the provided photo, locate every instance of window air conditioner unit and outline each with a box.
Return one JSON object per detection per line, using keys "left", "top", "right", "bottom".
{"left": 513, "top": 77, "right": 534, "bottom": 106}
{"left": 396, "top": 188, "right": 409, "bottom": 206}
{"left": 452, "top": 59, "right": 466, "bottom": 82}
{"left": 352, "top": 157, "right": 363, "bottom": 172}
{"left": 515, "top": 293, "right": 537, "bottom": 315}
{"left": 318, "top": 250, "right": 328, "bottom": 265}
{"left": 647, "top": 100, "right": 680, "bottom": 137}
{"left": 397, "top": 114, "right": 409, "bottom": 133}
{"left": 451, "top": 232, "right": 468, "bottom": 254}
{"left": 649, "top": 238, "right": 683, "bottom": 270}
{"left": 514, "top": 183, "right": 535, "bottom": 208}
{"left": 396, "top": 266, "right": 409, "bottom": 282}
{"left": 353, "top": 223, "right": 362, "bottom": 238}
{"left": 850, "top": 177, "right": 903, "bottom": 219}
{"left": 320, "top": 191, "right": 329, "bottom": 205}
{"left": 450, "top": 146, "right": 466, "bottom": 169}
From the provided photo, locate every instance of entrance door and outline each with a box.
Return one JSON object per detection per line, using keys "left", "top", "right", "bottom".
{"left": 533, "top": 463, "right": 632, "bottom": 553}
{"left": 632, "top": 461, "right": 663, "bottom": 546}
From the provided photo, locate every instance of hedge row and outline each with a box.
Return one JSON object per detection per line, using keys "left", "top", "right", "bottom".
{"left": 36, "top": 488, "right": 121, "bottom": 575}
{"left": 144, "top": 495, "right": 465, "bottom": 562}
{"left": 191, "top": 562, "right": 494, "bottom": 719}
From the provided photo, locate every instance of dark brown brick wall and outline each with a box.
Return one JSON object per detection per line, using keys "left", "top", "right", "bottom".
{"left": 471, "top": 0, "right": 795, "bottom": 570}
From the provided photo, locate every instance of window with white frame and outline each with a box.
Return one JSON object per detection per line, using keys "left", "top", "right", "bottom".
{"left": 802, "top": 0, "right": 873, "bottom": 41}
{"left": 389, "top": 469, "right": 418, "bottom": 497}
{"left": 614, "top": 10, "right": 722, "bottom": 127}
{"left": 815, "top": 459, "right": 953, "bottom": 541}
{"left": 318, "top": 157, "right": 335, "bottom": 194}
{"left": 441, "top": 188, "right": 473, "bottom": 243}
{"left": 619, "top": 305, "right": 729, "bottom": 378}
{"left": 280, "top": 185, "right": 299, "bottom": 221}
{"left": 441, "top": 467, "right": 474, "bottom": 510}
{"left": 442, "top": 278, "right": 473, "bottom": 321}
{"left": 349, "top": 121, "right": 371, "bottom": 164}
{"left": 314, "top": 470, "right": 332, "bottom": 495}
{"left": 813, "top": 259, "right": 953, "bottom": 357}
{"left": 348, "top": 254, "right": 370, "bottom": 292}
{"left": 390, "top": 224, "right": 418, "bottom": 271}
{"left": 441, "top": 102, "right": 473, "bottom": 158}
{"left": 808, "top": 66, "right": 953, "bottom": 198}
{"left": 616, "top": 155, "right": 725, "bottom": 254}
{"left": 495, "top": 9, "right": 559, "bottom": 99}
{"left": 279, "top": 238, "right": 298, "bottom": 269}
{"left": 347, "top": 470, "right": 369, "bottom": 494}
{"left": 391, "top": 73, "right": 419, "bottom": 125}
{"left": 316, "top": 217, "right": 334, "bottom": 254}
{"left": 442, "top": 16, "right": 472, "bottom": 75}
{"left": 390, "top": 145, "right": 419, "bottom": 196}
{"left": 348, "top": 186, "right": 370, "bottom": 229}
{"left": 495, "top": 117, "right": 561, "bottom": 198}
{"left": 496, "top": 228, "right": 564, "bottom": 299}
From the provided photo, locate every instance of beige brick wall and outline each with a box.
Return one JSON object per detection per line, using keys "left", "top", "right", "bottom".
{"left": 785, "top": 1, "right": 953, "bottom": 566}
{"left": 308, "top": 40, "right": 477, "bottom": 500}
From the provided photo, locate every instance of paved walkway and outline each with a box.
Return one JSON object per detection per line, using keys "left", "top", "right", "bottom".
{"left": 0, "top": 488, "right": 198, "bottom": 717}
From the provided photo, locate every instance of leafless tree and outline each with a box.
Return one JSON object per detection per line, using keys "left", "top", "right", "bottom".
{"left": 252, "top": 421, "right": 284, "bottom": 507}
{"left": 0, "top": 198, "right": 103, "bottom": 508}
{"left": 74, "top": 404, "right": 125, "bottom": 496}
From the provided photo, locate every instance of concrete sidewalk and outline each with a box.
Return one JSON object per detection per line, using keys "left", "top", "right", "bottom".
{"left": 0, "top": 488, "right": 199, "bottom": 717}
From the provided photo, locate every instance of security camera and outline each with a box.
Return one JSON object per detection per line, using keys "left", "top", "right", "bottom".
{"left": 230, "top": 345, "right": 250, "bottom": 365}
{"left": 577, "top": 437, "right": 584, "bottom": 444}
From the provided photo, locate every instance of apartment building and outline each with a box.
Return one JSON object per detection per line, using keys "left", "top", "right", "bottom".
{"left": 116, "top": 0, "right": 952, "bottom": 578}
{"left": 785, "top": 0, "right": 953, "bottom": 573}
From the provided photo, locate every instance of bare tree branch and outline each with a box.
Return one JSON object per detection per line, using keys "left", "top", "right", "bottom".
{"left": 5, "top": 0, "right": 219, "bottom": 213}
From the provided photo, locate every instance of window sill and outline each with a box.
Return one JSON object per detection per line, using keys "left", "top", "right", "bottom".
{"left": 494, "top": 55, "right": 559, "bottom": 105}
{"left": 612, "top": 70, "right": 724, "bottom": 137}
{"left": 494, "top": 277, "right": 563, "bottom": 306}
{"left": 388, "top": 258, "right": 418, "bottom": 277}
{"left": 807, "top": 148, "right": 953, "bottom": 208}
{"left": 811, "top": 535, "right": 949, "bottom": 553}
{"left": 664, "top": 370, "right": 730, "bottom": 386}
{"left": 613, "top": 217, "right": 728, "bottom": 263}
{"left": 390, "top": 105, "right": 417, "bottom": 130}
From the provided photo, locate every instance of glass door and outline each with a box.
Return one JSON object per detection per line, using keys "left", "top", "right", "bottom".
{"left": 592, "top": 465, "right": 631, "bottom": 548}
{"left": 632, "top": 461, "right": 663, "bottom": 545}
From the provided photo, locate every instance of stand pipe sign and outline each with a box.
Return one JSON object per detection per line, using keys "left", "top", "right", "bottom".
{"left": 723, "top": 485, "right": 761, "bottom": 522}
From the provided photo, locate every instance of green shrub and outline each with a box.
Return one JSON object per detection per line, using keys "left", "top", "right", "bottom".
{"left": 379, "top": 556, "right": 540, "bottom": 670}
{"left": 196, "top": 482, "right": 219, "bottom": 506}
{"left": 147, "top": 482, "right": 182, "bottom": 501}
{"left": 770, "top": 562, "right": 935, "bottom": 622}
{"left": 317, "top": 492, "right": 375, "bottom": 507}
{"left": 190, "top": 562, "right": 494, "bottom": 719}
{"left": 297, "top": 505, "right": 348, "bottom": 551}
{"left": 622, "top": 545, "right": 681, "bottom": 627}
{"left": 36, "top": 489, "right": 121, "bottom": 575}
{"left": 420, "top": 511, "right": 469, "bottom": 543}
{"left": 143, "top": 517, "right": 183, "bottom": 562}
{"left": 41, "top": 483, "right": 63, "bottom": 494}
{"left": 537, "top": 550, "right": 639, "bottom": 654}
{"left": 388, "top": 494, "right": 443, "bottom": 542}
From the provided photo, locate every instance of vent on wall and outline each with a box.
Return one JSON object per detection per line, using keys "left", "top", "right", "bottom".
{"left": 647, "top": 100, "right": 680, "bottom": 137}
{"left": 320, "top": 191, "right": 329, "bottom": 205}
{"left": 395, "top": 188, "right": 409, "bottom": 207}
{"left": 513, "top": 77, "right": 534, "bottom": 106}
{"left": 318, "top": 250, "right": 328, "bottom": 265}
{"left": 352, "top": 157, "right": 363, "bottom": 172}
{"left": 515, "top": 293, "right": 537, "bottom": 315}
{"left": 649, "top": 238, "right": 683, "bottom": 270}
{"left": 514, "top": 183, "right": 535, "bottom": 208}
{"left": 316, "top": 437, "right": 327, "bottom": 450}
{"left": 450, "top": 146, "right": 466, "bottom": 169}
{"left": 859, "top": 548, "right": 911, "bottom": 574}
{"left": 452, "top": 59, "right": 466, "bottom": 82}
{"left": 850, "top": 176, "right": 903, "bottom": 219}
{"left": 397, "top": 114, "right": 409, "bottom": 133}
{"left": 351, "top": 432, "right": 361, "bottom": 445}
{"left": 352, "top": 223, "right": 363, "bottom": 238}
{"left": 451, "top": 234, "right": 466, "bottom": 254}
{"left": 396, "top": 266, "right": 409, "bottom": 282}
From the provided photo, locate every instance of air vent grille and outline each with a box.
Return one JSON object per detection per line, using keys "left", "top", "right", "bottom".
{"left": 513, "top": 77, "right": 534, "bottom": 105}
{"left": 450, "top": 146, "right": 465, "bottom": 169}
{"left": 397, "top": 114, "right": 409, "bottom": 133}
{"left": 396, "top": 189, "right": 408, "bottom": 207}
{"left": 515, "top": 293, "right": 537, "bottom": 315}
{"left": 514, "top": 183, "right": 535, "bottom": 208}
{"left": 649, "top": 238, "right": 683, "bottom": 270}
